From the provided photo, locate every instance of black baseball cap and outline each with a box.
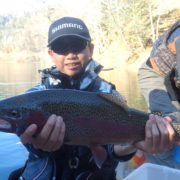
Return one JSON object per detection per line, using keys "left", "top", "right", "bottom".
{"left": 47, "top": 17, "right": 91, "bottom": 47}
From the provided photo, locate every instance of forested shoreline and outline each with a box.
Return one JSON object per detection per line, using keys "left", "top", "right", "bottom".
{"left": 0, "top": 0, "right": 180, "bottom": 68}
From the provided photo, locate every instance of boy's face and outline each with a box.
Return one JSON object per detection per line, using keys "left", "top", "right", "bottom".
{"left": 48, "top": 36, "right": 94, "bottom": 77}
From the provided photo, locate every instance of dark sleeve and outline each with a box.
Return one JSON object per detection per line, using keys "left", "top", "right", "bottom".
{"left": 106, "top": 145, "right": 135, "bottom": 162}
{"left": 149, "top": 89, "right": 180, "bottom": 122}
{"left": 25, "top": 143, "right": 50, "bottom": 158}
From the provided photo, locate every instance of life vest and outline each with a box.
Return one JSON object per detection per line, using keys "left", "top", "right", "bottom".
{"left": 148, "top": 20, "right": 180, "bottom": 75}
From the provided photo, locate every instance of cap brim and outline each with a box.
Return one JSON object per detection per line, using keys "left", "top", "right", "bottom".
{"left": 47, "top": 34, "right": 91, "bottom": 47}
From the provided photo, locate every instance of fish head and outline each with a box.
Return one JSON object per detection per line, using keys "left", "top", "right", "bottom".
{"left": 0, "top": 92, "right": 48, "bottom": 135}
{"left": 0, "top": 108, "right": 23, "bottom": 133}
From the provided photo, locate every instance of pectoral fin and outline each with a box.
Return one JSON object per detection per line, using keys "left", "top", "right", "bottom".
{"left": 90, "top": 145, "right": 107, "bottom": 168}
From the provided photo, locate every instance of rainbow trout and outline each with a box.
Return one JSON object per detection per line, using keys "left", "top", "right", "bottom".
{"left": 0, "top": 89, "right": 180, "bottom": 145}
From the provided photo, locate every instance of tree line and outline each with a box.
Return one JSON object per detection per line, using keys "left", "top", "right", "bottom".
{"left": 0, "top": 0, "right": 179, "bottom": 63}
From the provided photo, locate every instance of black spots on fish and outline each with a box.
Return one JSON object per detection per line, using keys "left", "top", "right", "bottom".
{"left": 127, "top": 108, "right": 149, "bottom": 125}
{"left": 64, "top": 116, "right": 98, "bottom": 145}
{"left": 40, "top": 101, "right": 93, "bottom": 118}
{"left": 94, "top": 105, "right": 118, "bottom": 121}
{"left": 67, "top": 120, "right": 94, "bottom": 136}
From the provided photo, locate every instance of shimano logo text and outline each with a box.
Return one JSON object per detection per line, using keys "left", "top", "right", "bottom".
{"left": 52, "top": 23, "right": 83, "bottom": 34}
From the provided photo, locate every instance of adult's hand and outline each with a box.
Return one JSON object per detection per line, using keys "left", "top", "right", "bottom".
{"left": 135, "top": 114, "right": 175, "bottom": 154}
{"left": 21, "top": 114, "right": 65, "bottom": 152}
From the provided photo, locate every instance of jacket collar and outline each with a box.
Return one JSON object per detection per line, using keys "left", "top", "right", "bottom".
{"left": 40, "top": 59, "right": 103, "bottom": 90}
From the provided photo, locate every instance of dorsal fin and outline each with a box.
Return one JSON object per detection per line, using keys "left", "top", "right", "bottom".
{"left": 98, "top": 92, "right": 128, "bottom": 112}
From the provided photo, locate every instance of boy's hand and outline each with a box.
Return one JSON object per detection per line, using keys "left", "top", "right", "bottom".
{"left": 21, "top": 114, "right": 65, "bottom": 152}
{"left": 135, "top": 114, "right": 175, "bottom": 154}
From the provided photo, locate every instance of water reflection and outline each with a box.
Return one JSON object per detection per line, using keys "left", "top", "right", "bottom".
{"left": 100, "top": 67, "right": 148, "bottom": 112}
{"left": 0, "top": 61, "right": 148, "bottom": 112}
{"left": 0, "top": 60, "right": 48, "bottom": 97}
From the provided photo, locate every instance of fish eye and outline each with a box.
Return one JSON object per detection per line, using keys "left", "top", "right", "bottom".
{"left": 10, "top": 110, "right": 19, "bottom": 118}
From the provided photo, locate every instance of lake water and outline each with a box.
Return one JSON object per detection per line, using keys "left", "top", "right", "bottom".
{"left": 0, "top": 60, "right": 148, "bottom": 179}
{"left": 0, "top": 60, "right": 147, "bottom": 110}
{"left": 0, "top": 132, "right": 28, "bottom": 180}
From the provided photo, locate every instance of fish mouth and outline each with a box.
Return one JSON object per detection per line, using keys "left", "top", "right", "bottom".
{"left": 0, "top": 118, "right": 12, "bottom": 132}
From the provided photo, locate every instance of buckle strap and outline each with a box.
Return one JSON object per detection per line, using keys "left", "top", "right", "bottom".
{"left": 69, "top": 157, "right": 79, "bottom": 169}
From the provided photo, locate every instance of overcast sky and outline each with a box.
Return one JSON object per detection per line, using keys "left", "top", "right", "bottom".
{"left": 0, "top": 0, "right": 87, "bottom": 15}
{"left": 1, "top": 0, "right": 180, "bottom": 16}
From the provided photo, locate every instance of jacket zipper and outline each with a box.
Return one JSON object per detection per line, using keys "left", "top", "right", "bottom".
{"left": 32, "top": 157, "right": 49, "bottom": 180}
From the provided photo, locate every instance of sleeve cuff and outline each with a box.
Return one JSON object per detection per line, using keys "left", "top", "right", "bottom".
{"left": 108, "top": 144, "right": 136, "bottom": 161}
